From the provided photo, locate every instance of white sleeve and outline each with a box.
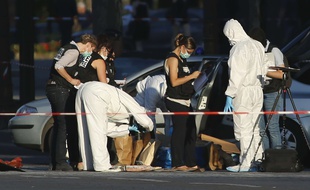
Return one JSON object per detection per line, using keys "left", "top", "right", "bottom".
{"left": 55, "top": 49, "right": 80, "bottom": 69}
{"left": 271, "top": 48, "right": 285, "bottom": 67}
{"left": 119, "top": 90, "right": 154, "bottom": 131}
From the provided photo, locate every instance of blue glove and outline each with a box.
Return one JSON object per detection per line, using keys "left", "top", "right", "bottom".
{"left": 223, "top": 96, "right": 234, "bottom": 112}
{"left": 128, "top": 123, "right": 140, "bottom": 133}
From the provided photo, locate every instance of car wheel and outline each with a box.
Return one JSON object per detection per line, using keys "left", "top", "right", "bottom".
{"left": 42, "top": 118, "right": 54, "bottom": 152}
{"left": 279, "top": 117, "right": 310, "bottom": 167}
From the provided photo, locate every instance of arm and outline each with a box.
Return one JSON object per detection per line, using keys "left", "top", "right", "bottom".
{"left": 225, "top": 47, "right": 248, "bottom": 98}
{"left": 120, "top": 91, "right": 153, "bottom": 132}
{"left": 266, "top": 70, "right": 284, "bottom": 79}
{"left": 55, "top": 49, "right": 81, "bottom": 86}
{"left": 57, "top": 68, "right": 80, "bottom": 86}
{"left": 267, "top": 48, "right": 284, "bottom": 79}
{"left": 166, "top": 57, "right": 200, "bottom": 87}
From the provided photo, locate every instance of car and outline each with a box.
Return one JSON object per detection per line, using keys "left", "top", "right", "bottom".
{"left": 9, "top": 26, "right": 310, "bottom": 166}
{"left": 7, "top": 55, "right": 207, "bottom": 152}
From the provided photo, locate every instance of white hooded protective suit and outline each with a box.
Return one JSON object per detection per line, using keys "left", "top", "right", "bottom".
{"left": 134, "top": 75, "right": 172, "bottom": 137}
{"left": 75, "top": 81, "right": 153, "bottom": 171}
{"left": 223, "top": 19, "right": 266, "bottom": 169}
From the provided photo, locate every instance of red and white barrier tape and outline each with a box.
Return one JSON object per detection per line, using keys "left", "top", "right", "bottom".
{"left": 1, "top": 110, "right": 310, "bottom": 117}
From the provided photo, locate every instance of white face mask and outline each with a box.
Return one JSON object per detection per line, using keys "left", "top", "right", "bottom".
{"left": 100, "top": 54, "right": 108, "bottom": 60}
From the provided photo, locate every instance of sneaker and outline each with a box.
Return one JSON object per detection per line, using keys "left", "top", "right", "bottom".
{"left": 226, "top": 165, "right": 257, "bottom": 172}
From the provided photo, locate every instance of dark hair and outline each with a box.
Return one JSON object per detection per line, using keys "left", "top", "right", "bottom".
{"left": 174, "top": 33, "right": 196, "bottom": 50}
{"left": 248, "top": 27, "right": 267, "bottom": 47}
{"left": 96, "top": 34, "right": 113, "bottom": 53}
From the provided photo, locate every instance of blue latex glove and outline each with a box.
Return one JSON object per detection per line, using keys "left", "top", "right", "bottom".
{"left": 128, "top": 123, "right": 140, "bottom": 133}
{"left": 223, "top": 96, "right": 234, "bottom": 112}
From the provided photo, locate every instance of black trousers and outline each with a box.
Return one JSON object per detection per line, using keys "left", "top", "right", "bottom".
{"left": 46, "top": 85, "right": 80, "bottom": 167}
{"left": 165, "top": 98, "right": 197, "bottom": 167}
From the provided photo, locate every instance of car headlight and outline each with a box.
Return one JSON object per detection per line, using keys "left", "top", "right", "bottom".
{"left": 16, "top": 105, "right": 38, "bottom": 114}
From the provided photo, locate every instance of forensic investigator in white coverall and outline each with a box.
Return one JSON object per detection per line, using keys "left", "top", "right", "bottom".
{"left": 134, "top": 75, "right": 172, "bottom": 139}
{"left": 223, "top": 19, "right": 266, "bottom": 172}
{"left": 75, "top": 81, "right": 153, "bottom": 172}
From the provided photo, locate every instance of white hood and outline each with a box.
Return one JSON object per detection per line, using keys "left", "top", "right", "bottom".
{"left": 223, "top": 19, "right": 249, "bottom": 46}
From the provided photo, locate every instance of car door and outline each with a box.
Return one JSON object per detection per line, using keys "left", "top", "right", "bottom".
{"left": 193, "top": 57, "right": 235, "bottom": 139}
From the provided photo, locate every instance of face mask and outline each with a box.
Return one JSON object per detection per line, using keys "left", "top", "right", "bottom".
{"left": 100, "top": 54, "right": 108, "bottom": 60}
{"left": 180, "top": 48, "right": 191, "bottom": 59}
{"left": 82, "top": 51, "right": 92, "bottom": 57}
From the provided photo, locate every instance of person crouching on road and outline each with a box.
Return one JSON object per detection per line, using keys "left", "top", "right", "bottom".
{"left": 75, "top": 81, "right": 153, "bottom": 172}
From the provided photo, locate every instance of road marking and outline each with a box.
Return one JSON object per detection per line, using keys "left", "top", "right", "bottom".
{"left": 191, "top": 182, "right": 261, "bottom": 188}
{"left": 110, "top": 177, "right": 169, "bottom": 183}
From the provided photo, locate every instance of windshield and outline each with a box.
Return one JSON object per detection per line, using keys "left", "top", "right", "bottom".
{"left": 282, "top": 26, "right": 310, "bottom": 84}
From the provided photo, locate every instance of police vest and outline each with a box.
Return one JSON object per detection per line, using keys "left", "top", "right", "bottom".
{"left": 263, "top": 44, "right": 292, "bottom": 93}
{"left": 77, "top": 52, "right": 101, "bottom": 83}
{"left": 48, "top": 44, "right": 79, "bottom": 89}
{"left": 165, "top": 52, "right": 194, "bottom": 100}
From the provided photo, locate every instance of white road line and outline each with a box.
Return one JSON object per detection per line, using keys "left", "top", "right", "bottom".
{"left": 191, "top": 182, "right": 261, "bottom": 188}
{"left": 110, "top": 177, "right": 169, "bottom": 183}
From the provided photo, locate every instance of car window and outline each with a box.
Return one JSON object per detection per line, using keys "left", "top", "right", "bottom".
{"left": 122, "top": 59, "right": 206, "bottom": 97}
{"left": 123, "top": 67, "right": 164, "bottom": 97}
{"left": 282, "top": 27, "right": 310, "bottom": 84}
{"left": 194, "top": 59, "right": 234, "bottom": 139}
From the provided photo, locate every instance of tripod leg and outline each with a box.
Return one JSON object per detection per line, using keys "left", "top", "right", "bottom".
{"left": 286, "top": 88, "right": 310, "bottom": 150}
{"left": 252, "top": 89, "right": 282, "bottom": 164}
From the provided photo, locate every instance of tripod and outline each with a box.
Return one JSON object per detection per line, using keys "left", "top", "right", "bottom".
{"left": 257, "top": 66, "right": 310, "bottom": 153}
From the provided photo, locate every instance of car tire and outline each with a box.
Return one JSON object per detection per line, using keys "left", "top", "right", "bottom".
{"left": 43, "top": 127, "right": 53, "bottom": 153}
{"left": 279, "top": 117, "right": 310, "bottom": 167}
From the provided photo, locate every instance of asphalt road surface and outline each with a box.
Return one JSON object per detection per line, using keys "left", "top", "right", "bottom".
{"left": 1, "top": 129, "right": 310, "bottom": 190}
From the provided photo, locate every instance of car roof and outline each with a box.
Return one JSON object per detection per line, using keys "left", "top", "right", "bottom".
{"left": 124, "top": 55, "right": 227, "bottom": 84}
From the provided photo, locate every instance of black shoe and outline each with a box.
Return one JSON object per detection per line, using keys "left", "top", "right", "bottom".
{"left": 54, "top": 163, "right": 73, "bottom": 171}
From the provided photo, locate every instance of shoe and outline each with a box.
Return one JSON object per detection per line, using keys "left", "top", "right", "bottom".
{"left": 188, "top": 166, "right": 205, "bottom": 172}
{"left": 172, "top": 165, "right": 189, "bottom": 171}
{"left": 54, "top": 163, "right": 73, "bottom": 171}
{"left": 226, "top": 165, "right": 257, "bottom": 172}
{"left": 172, "top": 165, "right": 201, "bottom": 172}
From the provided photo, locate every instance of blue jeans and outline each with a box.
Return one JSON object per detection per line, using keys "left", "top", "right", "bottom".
{"left": 46, "top": 85, "right": 78, "bottom": 167}
{"left": 259, "top": 91, "right": 283, "bottom": 149}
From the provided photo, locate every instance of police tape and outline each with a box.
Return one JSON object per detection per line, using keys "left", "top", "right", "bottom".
{"left": 1, "top": 110, "right": 310, "bottom": 116}
{"left": 6, "top": 61, "right": 51, "bottom": 70}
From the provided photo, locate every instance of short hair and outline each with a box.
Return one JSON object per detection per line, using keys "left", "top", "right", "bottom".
{"left": 174, "top": 33, "right": 196, "bottom": 50}
{"left": 248, "top": 27, "right": 267, "bottom": 47}
{"left": 80, "top": 34, "right": 97, "bottom": 47}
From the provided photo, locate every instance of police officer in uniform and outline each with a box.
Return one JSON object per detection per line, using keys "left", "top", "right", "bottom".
{"left": 46, "top": 34, "right": 97, "bottom": 171}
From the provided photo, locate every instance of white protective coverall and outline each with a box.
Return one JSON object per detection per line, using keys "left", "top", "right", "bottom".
{"left": 223, "top": 19, "right": 266, "bottom": 169}
{"left": 75, "top": 81, "right": 153, "bottom": 171}
{"left": 134, "top": 75, "right": 172, "bottom": 137}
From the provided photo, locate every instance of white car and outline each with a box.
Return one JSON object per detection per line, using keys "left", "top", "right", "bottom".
{"left": 7, "top": 55, "right": 208, "bottom": 152}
